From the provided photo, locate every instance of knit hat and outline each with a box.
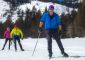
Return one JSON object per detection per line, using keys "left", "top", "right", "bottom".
{"left": 49, "top": 5, "right": 54, "bottom": 10}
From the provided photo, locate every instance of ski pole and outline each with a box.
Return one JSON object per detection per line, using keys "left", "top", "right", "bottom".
{"left": 32, "top": 29, "right": 41, "bottom": 56}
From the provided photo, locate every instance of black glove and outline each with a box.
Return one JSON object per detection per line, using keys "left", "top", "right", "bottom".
{"left": 21, "top": 38, "right": 23, "bottom": 40}
{"left": 39, "top": 28, "right": 43, "bottom": 33}
{"left": 58, "top": 30, "right": 62, "bottom": 35}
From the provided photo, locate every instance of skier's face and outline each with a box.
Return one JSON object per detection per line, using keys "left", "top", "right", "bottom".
{"left": 49, "top": 10, "right": 54, "bottom": 16}
{"left": 14, "top": 25, "right": 18, "bottom": 29}
{"left": 14, "top": 26, "right": 17, "bottom": 30}
{"left": 7, "top": 27, "right": 10, "bottom": 31}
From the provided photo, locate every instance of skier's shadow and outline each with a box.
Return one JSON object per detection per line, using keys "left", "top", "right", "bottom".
{"left": 69, "top": 56, "right": 85, "bottom": 58}
{"left": 55, "top": 55, "right": 85, "bottom": 58}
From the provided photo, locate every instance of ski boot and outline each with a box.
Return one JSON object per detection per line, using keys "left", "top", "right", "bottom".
{"left": 62, "top": 52, "right": 69, "bottom": 57}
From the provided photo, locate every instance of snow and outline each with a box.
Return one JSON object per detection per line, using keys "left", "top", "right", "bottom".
{"left": 0, "top": 37, "right": 85, "bottom": 60}
{"left": 0, "top": 0, "right": 75, "bottom": 23}
{"left": 0, "top": 0, "right": 10, "bottom": 22}
{"left": 12, "top": 1, "right": 74, "bottom": 22}
{"left": 17, "top": 1, "right": 73, "bottom": 15}
{"left": 78, "top": 0, "right": 83, "bottom": 3}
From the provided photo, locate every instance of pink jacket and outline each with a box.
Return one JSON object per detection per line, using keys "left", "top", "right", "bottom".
{"left": 4, "top": 30, "right": 10, "bottom": 38}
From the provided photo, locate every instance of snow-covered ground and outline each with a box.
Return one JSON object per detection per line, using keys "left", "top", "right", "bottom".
{"left": 0, "top": 37, "right": 85, "bottom": 60}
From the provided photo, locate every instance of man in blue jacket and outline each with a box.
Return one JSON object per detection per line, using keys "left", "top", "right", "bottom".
{"left": 39, "top": 5, "right": 69, "bottom": 58}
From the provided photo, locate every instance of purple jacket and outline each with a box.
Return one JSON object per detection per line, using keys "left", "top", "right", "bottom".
{"left": 4, "top": 30, "right": 10, "bottom": 38}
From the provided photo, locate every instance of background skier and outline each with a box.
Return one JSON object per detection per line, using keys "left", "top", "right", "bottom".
{"left": 2, "top": 27, "right": 11, "bottom": 50}
{"left": 11, "top": 25, "right": 24, "bottom": 51}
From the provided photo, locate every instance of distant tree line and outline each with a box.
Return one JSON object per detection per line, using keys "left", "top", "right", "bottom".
{"left": 0, "top": 5, "right": 80, "bottom": 38}
{"left": 0, "top": 6, "right": 41, "bottom": 38}
{"left": 1, "top": 0, "right": 85, "bottom": 38}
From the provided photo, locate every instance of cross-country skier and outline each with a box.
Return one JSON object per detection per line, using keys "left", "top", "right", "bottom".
{"left": 39, "top": 5, "right": 69, "bottom": 58}
{"left": 10, "top": 25, "right": 24, "bottom": 51}
{"left": 2, "top": 27, "right": 11, "bottom": 50}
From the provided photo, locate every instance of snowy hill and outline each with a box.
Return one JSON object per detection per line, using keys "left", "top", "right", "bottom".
{"left": 14, "top": 1, "right": 70, "bottom": 22}
{"left": 0, "top": 37, "right": 85, "bottom": 60}
{"left": 0, "top": 0, "right": 74, "bottom": 22}
{"left": 18, "top": 1, "right": 72, "bottom": 14}
{"left": 0, "top": 0, "right": 10, "bottom": 22}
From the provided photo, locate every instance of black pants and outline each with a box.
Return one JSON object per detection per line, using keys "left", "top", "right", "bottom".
{"left": 13, "top": 35, "right": 23, "bottom": 50}
{"left": 2, "top": 38, "right": 11, "bottom": 50}
{"left": 45, "top": 29, "right": 65, "bottom": 55}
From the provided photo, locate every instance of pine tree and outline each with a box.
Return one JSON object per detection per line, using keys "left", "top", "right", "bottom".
{"left": 0, "top": 22, "right": 4, "bottom": 38}
{"left": 74, "top": 1, "right": 85, "bottom": 37}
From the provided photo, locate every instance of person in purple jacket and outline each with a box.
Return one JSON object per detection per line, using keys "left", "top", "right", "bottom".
{"left": 2, "top": 27, "right": 11, "bottom": 50}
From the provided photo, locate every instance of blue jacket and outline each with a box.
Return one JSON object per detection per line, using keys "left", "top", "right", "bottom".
{"left": 41, "top": 12, "right": 61, "bottom": 30}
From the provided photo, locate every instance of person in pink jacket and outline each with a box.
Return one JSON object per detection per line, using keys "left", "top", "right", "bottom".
{"left": 2, "top": 27, "right": 11, "bottom": 50}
